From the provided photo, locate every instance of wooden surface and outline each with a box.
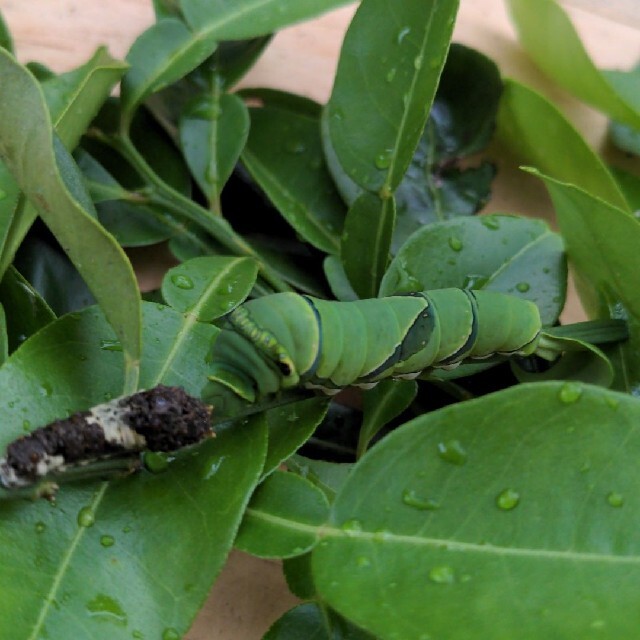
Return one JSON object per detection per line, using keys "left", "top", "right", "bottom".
{"left": 1, "top": 1, "right": 639, "bottom": 638}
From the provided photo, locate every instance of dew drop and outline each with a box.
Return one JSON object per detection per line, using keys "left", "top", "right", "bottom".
{"left": 402, "top": 489, "right": 440, "bottom": 511}
{"left": 386, "top": 67, "right": 397, "bottom": 83}
{"left": 356, "top": 556, "right": 371, "bottom": 568}
{"left": 462, "top": 274, "right": 488, "bottom": 290}
{"left": 100, "top": 339, "right": 123, "bottom": 352}
{"left": 39, "top": 383, "right": 53, "bottom": 397}
{"left": 162, "top": 628, "right": 180, "bottom": 640}
{"left": 437, "top": 439, "right": 468, "bottom": 466}
{"left": 22, "top": 420, "right": 31, "bottom": 432}
{"left": 132, "top": 631, "right": 144, "bottom": 639}
{"left": 448, "top": 237, "right": 463, "bottom": 252}
{"left": 103, "top": 391, "right": 113, "bottom": 401}
{"left": 607, "top": 492, "right": 624, "bottom": 508}
{"left": 605, "top": 396, "right": 619, "bottom": 410}
{"left": 374, "top": 149, "right": 393, "bottom": 170}
{"left": 516, "top": 282, "right": 530, "bottom": 293}
{"left": 100, "top": 535, "right": 115, "bottom": 548}
{"left": 170, "top": 274, "right": 194, "bottom": 290}
{"left": 285, "top": 139, "right": 306, "bottom": 154}
{"left": 413, "top": 55, "right": 423, "bottom": 70}
{"left": 0, "top": 188, "right": 6, "bottom": 200}
{"left": 396, "top": 26, "right": 411, "bottom": 44}
{"left": 341, "top": 518, "right": 363, "bottom": 535}
{"left": 496, "top": 488, "right": 520, "bottom": 511}
{"left": 428, "top": 565, "right": 455, "bottom": 584}
{"left": 77, "top": 506, "right": 95, "bottom": 528}
{"left": 86, "top": 594, "right": 127, "bottom": 626}
{"left": 210, "top": 103, "right": 222, "bottom": 120}
{"left": 35, "top": 521, "right": 46, "bottom": 534}
{"left": 558, "top": 382, "right": 582, "bottom": 404}
{"left": 481, "top": 216, "right": 500, "bottom": 230}
{"left": 143, "top": 451, "right": 171, "bottom": 474}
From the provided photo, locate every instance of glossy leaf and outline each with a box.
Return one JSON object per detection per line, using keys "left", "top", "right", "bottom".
{"left": 239, "top": 87, "right": 322, "bottom": 118}
{"left": 380, "top": 214, "right": 566, "bottom": 326}
{"left": 263, "top": 396, "right": 330, "bottom": 478}
{"left": 288, "top": 455, "right": 354, "bottom": 502}
{"left": 0, "top": 162, "right": 23, "bottom": 268}
{"left": 341, "top": 193, "right": 395, "bottom": 299}
{"left": 534, "top": 172, "right": 640, "bottom": 394}
{"left": 0, "top": 9, "right": 13, "bottom": 53}
{"left": 76, "top": 149, "right": 173, "bottom": 247}
{"left": 14, "top": 235, "right": 96, "bottom": 316}
{"left": 497, "top": 79, "right": 628, "bottom": 211}
{"left": 357, "top": 379, "right": 417, "bottom": 458}
{"left": 153, "top": 0, "right": 183, "bottom": 19}
{"left": 0, "top": 301, "right": 268, "bottom": 638}
{"left": 235, "top": 470, "right": 330, "bottom": 559}
{"left": 0, "top": 50, "right": 141, "bottom": 391}
{"left": 182, "top": 0, "right": 354, "bottom": 40}
{"left": 607, "top": 68, "right": 640, "bottom": 157}
{"left": 326, "top": 0, "right": 459, "bottom": 194}
{"left": 323, "top": 255, "right": 358, "bottom": 302}
{"left": 313, "top": 382, "right": 640, "bottom": 639}
{"left": 507, "top": 0, "right": 640, "bottom": 130}
{"left": 0, "top": 49, "right": 128, "bottom": 279}
{"left": 282, "top": 554, "right": 317, "bottom": 600}
{"left": 611, "top": 166, "right": 640, "bottom": 211}
{"left": 161, "top": 255, "right": 258, "bottom": 321}
{"left": 120, "top": 18, "right": 219, "bottom": 129}
{"left": 180, "top": 89, "right": 250, "bottom": 207}
{"left": 0, "top": 266, "right": 56, "bottom": 352}
{"left": 41, "top": 47, "right": 128, "bottom": 150}
{"left": 242, "top": 106, "right": 345, "bottom": 254}
{"left": 264, "top": 602, "right": 375, "bottom": 639}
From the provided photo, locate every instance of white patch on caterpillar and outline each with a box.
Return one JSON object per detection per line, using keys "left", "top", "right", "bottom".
{"left": 87, "top": 403, "right": 147, "bottom": 450}
{"left": 0, "top": 460, "right": 29, "bottom": 488}
{"left": 303, "top": 382, "right": 342, "bottom": 396}
{"left": 354, "top": 382, "right": 379, "bottom": 390}
{"left": 394, "top": 372, "right": 421, "bottom": 380}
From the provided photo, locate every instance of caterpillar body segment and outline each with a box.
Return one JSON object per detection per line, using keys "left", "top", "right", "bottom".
{"left": 208, "top": 289, "right": 543, "bottom": 398}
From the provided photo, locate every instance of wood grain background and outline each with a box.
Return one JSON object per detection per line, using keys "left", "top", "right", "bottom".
{"left": 1, "top": 1, "right": 639, "bottom": 637}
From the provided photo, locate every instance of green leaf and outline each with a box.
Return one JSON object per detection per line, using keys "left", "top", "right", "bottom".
{"left": 235, "top": 470, "right": 330, "bottom": 559}
{"left": 0, "top": 303, "right": 6, "bottom": 365}
{"left": 242, "top": 105, "right": 345, "bottom": 254}
{"left": 0, "top": 301, "right": 268, "bottom": 638}
{"left": 326, "top": 0, "right": 459, "bottom": 194}
{"left": 380, "top": 215, "right": 566, "bottom": 326}
{"left": 41, "top": 48, "right": 128, "bottom": 150}
{"left": 76, "top": 149, "right": 174, "bottom": 247}
{"left": 341, "top": 193, "right": 395, "bottom": 299}
{"left": 181, "top": 0, "right": 355, "bottom": 40}
{"left": 238, "top": 87, "right": 322, "bottom": 118}
{"left": 161, "top": 255, "right": 258, "bottom": 321}
{"left": 533, "top": 172, "right": 640, "bottom": 394}
{"left": 282, "top": 554, "right": 317, "bottom": 600}
{"left": 323, "top": 255, "right": 358, "bottom": 302}
{"left": 0, "top": 8, "right": 13, "bottom": 53}
{"left": 497, "top": 79, "right": 628, "bottom": 211}
{"left": 607, "top": 67, "right": 640, "bottom": 157}
{"left": 120, "top": 18, "right": 219, "bottom": 130}
{"left": 0, "top": 50, "right": 141, "bottom": 392}
{"left": 180, "top": 88, "right": 250, "bottom": 207}
{"left": 357, "top": 379, "right": 417, "bottom": 458}
{"left": 507, "top": 0, "right": 640, "bottom": 130}
{"left": 610, "top": 165, "right": 640, "bottom": 211}
{"left": 313, "top": 382, "right": 640, "bottom": 639}
{"left": 153, "top": 0, "right": 183, "bottom": 19}
{"left": 263, "top": 396, "right": 330, "bottom": 478}
{"left": 288, "top": 455, "right": 354, "bottom": 502}
{"left": 264, "top": 602, "right": 375, "bottom": 639}
{"left": 0, "top": 49, "right": 128, "bottom": 279}
{"left": 0, "top": 266, "right": 56, "bottom": 353}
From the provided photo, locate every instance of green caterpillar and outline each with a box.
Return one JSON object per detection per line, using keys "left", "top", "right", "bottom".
{"left": 208, "top": 289, "right": 542, "bottom": 400}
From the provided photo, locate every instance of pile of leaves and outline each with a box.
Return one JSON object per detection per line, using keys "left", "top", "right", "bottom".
{"left": 0, "top": 0, "right": 639, "bottom": 638}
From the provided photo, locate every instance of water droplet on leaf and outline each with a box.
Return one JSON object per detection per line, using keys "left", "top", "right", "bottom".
{"left": 496, "top": 488, "right": 520, "bottom": 511}
{"left": 39, "top": 383, "right": 53, "bottom": 397}
{"left": 374, "top": 149, "right": 393, "bottom": 169}
{"left": 607, "top": 492, "right": 624, "bottom": 508}
{"left": 448, "top": 237, "right": 463, "bottom": 252}
{"left": 171, "top": 274, "right": 194, "bottom": 290}
{"left": 558, "top": 382, "right": 582, "bottom": 404}
{"left": 396, "top": 27, "right": 411, "bottom": 44}
{"left": 77, "top": 506, "right": 95, "bottom": 528}
{"left": 402, "top": 489, "right": 440, "bottom": 511}
{"left": 437, "top": 439, "right": 467, "bottom": 465}
{"left": 341, "top": 518, "right": 363, "bottom": 535}
{"left": 162, "top": 628, "right": 180, "bottom": 640}
{"left": 413, "top": 55, "right": 423, "bottom": 70}
{"left": 386, "top": 68, "right": 397, "bottom": 82}
{"left": 357, "top": 556, "right": 371, "bottom": 568}
{"left": 428, "top": 565, "right": 455, "bottom": 584}
{"left": 35, "top": 521, "right": 46, "bottom": 534}
{"left": 100, "top": 535, "right": 115, "bottom": 548}
{"left": 86, "top": 594, "right": 127, "bottom": 625}
{"left": 143, "top": 451, "right": 171, "bottom": 474}
{"left": 100, "top": 339, "right": 122, "bottom": 352}
{"left": 516, "top": 282, "right": 530, "bottom": 293}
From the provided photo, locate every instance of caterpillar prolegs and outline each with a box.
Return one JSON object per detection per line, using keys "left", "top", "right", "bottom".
{"left": 208, "top": 289, "right": 542, "bottom": 399}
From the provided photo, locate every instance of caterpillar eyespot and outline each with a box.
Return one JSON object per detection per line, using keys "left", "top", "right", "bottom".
{"left": 0, "top": 386, "right": 213, "bottom": 490}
